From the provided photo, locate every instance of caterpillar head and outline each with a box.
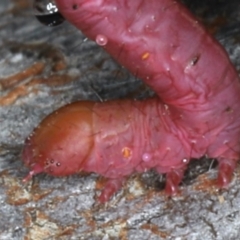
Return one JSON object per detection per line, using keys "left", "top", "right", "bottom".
{"left": 22, "top": 101, "right": 94, "bottom": 182}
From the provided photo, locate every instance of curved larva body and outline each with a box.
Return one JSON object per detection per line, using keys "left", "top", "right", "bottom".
{"left": 23, "top": 98, "right": 190, "bottom": 201}
{"left": 23, "top": 0, "right": 240, "bottom": 202}
{"left": 53, "top": 0, "right": 240, "bottom": 161}
{"left": 22, "top": 96, "right": 240, "bottom": 202}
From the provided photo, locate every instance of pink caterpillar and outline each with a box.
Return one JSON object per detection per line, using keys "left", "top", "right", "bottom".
{"left": 22, "top": 0, "right": 240, "bottom": 202}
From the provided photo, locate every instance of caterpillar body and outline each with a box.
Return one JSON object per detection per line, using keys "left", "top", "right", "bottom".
{"left": 22, "top": 0, "right": 240, "bottom": 202}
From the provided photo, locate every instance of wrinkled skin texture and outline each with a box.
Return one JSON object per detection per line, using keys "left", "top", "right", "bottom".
{"left": 23, "top": 0, "right": 240, "bottom": 202}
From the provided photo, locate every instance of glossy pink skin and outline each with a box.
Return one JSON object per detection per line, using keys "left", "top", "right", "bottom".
{"left": 23, "top": 99, "right": 187, "bottom": 175}
{"left": 23, "top": 0, "right": 240, "bottom": 202}
{"left": 23, "top": 98, "right": 189, "bottom": 202}
{"left": 54, "top": 0, "right": 240, "bottom": 161}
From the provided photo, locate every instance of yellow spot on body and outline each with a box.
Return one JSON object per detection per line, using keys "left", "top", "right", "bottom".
{"left": 122, "top": 147, "right": 132, "bottom": 159}
{"left": 141, "top": 52, "right": 150, "bottom": 60}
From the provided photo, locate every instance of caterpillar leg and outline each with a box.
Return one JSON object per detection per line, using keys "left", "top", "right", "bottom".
{"left": 217, "top": 158, "right": 237, "bottom": 188}
{"left": 165, "top": 168, "right": 185, "bottom": 195}
{"left": 97, "top": 178, "right": 126, "bottom": 203}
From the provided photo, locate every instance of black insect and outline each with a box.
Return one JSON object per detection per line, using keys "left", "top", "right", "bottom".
{"left": 33, "top": 0, "right": 65, "bottom": 27}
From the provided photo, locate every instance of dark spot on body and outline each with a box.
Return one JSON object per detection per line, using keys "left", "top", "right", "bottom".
{"left": 72, "top": 4, "right": 78, "bottom": 10}
{"left": 225, "top": 106, "right": 232, "bottom": 112}
{"left": 190, "top": 55, "right": 200, "bottom": 66}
